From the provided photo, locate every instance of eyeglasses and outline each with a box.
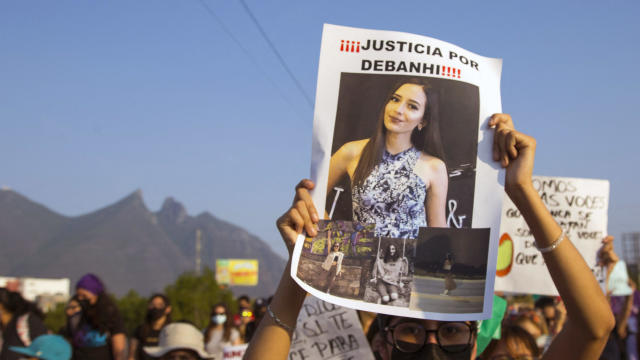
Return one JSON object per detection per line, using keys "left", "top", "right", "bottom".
{"left": 489, "top": 356, "right": 538, "bottom": 360}
{"left": 384, "top": 321, "right": 476, "bottom": 353}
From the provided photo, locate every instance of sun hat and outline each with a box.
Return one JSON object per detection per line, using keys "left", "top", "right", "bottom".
{"left": 9, "top": 334, "right": 72, "bottom": 360}
{"left": 143, "top": 323, "right": 214, "bottom": 359}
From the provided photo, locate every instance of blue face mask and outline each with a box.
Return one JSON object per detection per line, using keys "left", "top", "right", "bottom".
{"left": 212, "top": 314, "right": 227, "bottom": 325}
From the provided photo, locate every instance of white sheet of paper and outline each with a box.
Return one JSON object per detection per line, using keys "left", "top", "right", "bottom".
{"left": 494, "top": 176, "right": 609, "bottom": 295}
{"left": 291, "top": 24, "right": 504, "bottom": 320}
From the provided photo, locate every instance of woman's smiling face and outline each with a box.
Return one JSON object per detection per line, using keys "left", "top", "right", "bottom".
{"left": 383, "top": 83, "right": 427, "bottom": 135}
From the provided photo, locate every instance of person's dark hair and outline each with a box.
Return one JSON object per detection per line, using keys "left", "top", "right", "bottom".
{"left": 534, "top": 296, "right": 555, "bottom": 310}
{"left": 237, "top": 295, "right": 250, "bottom": 304}
{"left": 0, "top": 287, "right": 44, "bottom": 319}
{"left": 204, "top": 302, "right": 234, "bottom": 344}
{"left": 82, "top": 290, "right": 120, "bottom": 334}
{"left": 481, "top": 324, "right": 541, "bottom": 359}
{"left": 383, "top": 243, "right": 400, "bottom": 263}
{"left": 352, "top": 77, "right": 446, "bottom": 188}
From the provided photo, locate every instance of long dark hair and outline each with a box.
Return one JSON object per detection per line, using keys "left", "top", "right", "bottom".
{"left": 204, "top": 302, "right": 234, "bottom": 343}
{"left": 140, "top": 293, "right": 171, "bottom": 339}
{"left": 353, "top": 77, "right": 446, "bottom": 188}
{"left": 383, "top": 243, "right": 400, "bottom": 263}
{"left": 82, "top": 290, "right": 121, "bottom": 334}
{"left": 0, "top": 287, "right": 44, "bottom": 320}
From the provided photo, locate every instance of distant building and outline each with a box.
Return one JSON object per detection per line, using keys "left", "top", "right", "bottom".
{"left": 0, "top": 276, "right": 70, "bottom": 312}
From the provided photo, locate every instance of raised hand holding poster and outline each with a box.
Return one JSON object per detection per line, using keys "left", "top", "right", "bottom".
{"left": 291, "top": 24, "right": 504, "bottom": 320}
{"left": 494, "top": 176, "right": 609, "bottom": 295}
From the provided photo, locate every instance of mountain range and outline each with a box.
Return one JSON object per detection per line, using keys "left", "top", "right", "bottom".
{"left": 0, "top": 188, "right": 285, "bottom": 297}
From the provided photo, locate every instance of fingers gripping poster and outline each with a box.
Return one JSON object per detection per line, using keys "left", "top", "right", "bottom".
{"left": 291, "top": 24, "right": 504, "bottom": 320}
{"left": 495, "top": 176, "right": 609, "bottom": 295}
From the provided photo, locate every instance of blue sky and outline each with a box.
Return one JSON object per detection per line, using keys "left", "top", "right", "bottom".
{"left": 2, "top": 0, "right": 639, "bottom": 259}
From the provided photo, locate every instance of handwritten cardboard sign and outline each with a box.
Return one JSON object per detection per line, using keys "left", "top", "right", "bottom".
{"left": 494, "top": 176, "right": 609, "bottom": 295}
{"left": 288, "top": 296, "right": 374, "bottom": 360}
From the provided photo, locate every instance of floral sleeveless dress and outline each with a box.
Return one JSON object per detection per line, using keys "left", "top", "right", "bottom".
{"left": 352, "top": 147, "right": 427, "bottom": 239}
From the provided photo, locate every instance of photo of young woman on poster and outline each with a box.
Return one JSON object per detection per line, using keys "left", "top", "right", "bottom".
{"left": 327, "top": 77, "right": 448, "bottom": 239}
{"left": 371, "top": 243, "right": 408, "bottom": 304}
{"left": 320, "top": 242, "right": 344, "bottom": 294}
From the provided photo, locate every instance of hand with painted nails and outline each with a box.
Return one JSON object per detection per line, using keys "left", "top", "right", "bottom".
{"left": 489, "top": 113, "right": 537, "bottom": 199}
{"left": 276, "top": 179, "right": 320, "bottom": 255}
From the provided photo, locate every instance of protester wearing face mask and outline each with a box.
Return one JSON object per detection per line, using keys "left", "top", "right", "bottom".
{"left": 128, "top": 294, "right": 172, "bottom": 360}
{"left": 243, "top": 114, "right": 615, "bottom": 360}
{"left": 203, "top": 303, "right": 241, "bottom": 359}
{"left": 59, "top": 296, "right": 82, "bottom": 341}
{"left": 71, "top": 273, "right": 126, "bottom": 360}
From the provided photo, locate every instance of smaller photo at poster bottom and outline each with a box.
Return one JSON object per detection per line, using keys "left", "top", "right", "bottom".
{"left": 408, "top": 227, "right": 491, "bottom": 314}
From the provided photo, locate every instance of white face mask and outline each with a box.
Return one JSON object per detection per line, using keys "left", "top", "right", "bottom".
{"left": 212, "top": 314, "right": 227, "bottom": 325}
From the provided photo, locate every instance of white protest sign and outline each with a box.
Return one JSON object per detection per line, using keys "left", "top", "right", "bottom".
{"left": 222, "top": 344, "right": 248, "bottom": 360}
{"left": 494, "top": 176, "right": 609, "bottom": 295}
{"left": 291, "top": 23, "right": 504, "bottom": 320}
{"left": 288, "top": 296, "right": 374, "bottom": 360}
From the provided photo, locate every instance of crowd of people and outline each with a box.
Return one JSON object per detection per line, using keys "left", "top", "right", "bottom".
{"left": 0, "top": 275, "right": 270, "bottom": 360}
{"left": 0, "top": 110, "right": 634, "bottom": 360}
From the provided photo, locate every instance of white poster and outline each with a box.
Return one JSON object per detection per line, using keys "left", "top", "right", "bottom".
{"left": 288, "top": 296, "right": 374, "bottom": 360}
{"left": 291, "top": 24, "right": 504, "bottom": 321}
{"left": 494, "top": 176, "right": 609, "bottom": 295}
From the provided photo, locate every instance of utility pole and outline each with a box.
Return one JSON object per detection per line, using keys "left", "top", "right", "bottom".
{"left": 195, "top": 229, "right": 202, "bottom": 275}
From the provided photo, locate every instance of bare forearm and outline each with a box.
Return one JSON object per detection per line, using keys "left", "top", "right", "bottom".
{"left": 111, "top": 334, "right": 127, "bottom": 360}
{"left": 244, "top": 260, "right": 306, "bottom": 360}
{"left": 509, "top": 184, "right": 614, "bottom": 341}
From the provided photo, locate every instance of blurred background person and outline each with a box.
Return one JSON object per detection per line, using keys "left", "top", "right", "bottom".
{"left": 235, "top": 306, "right": 253, "bottom": 342}
{"left": 8, "top": 334, "right": 72, "bottom": 360}
{"left": 59, "top": 295, "right": 82, "bottom": 340}
{"left": 203, "top": 303, "right": 241, "bottom": 359}
{"left": 0, "top": 288, "right": 48, "bottom": 360}
{"left": 480, "top": 324, "right": 541, "bottom": 360}
{"left": 236, "top": 296, "right": 250, "bottom": 312}
{"left": 128, "top": 294, "right": 172, "bottom": 360}
{"left": 534, "top": 296, "right": 566, "bottom": 337}
{"left": 71, "top": 273, "right": 126, "bottom": 360}
{"left": 599, "top": 236, "right": 634, "bottom": 360}
{"left": 244, "top": 298, "right": 268, "bottom": 343}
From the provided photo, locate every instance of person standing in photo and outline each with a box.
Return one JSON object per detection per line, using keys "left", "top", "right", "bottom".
{"left": 371, "top": 243, "right": 407, "bottom": 304}
{"left": 442, "top": 253, "right": 456, "bottom": 296}
{"left": 327, "top": 78, "right": 448, "bottom": 239}
{"left": 128, "top": 294, "right": 172, "bottom": 360}
{"left": 320, "top": 242, "right": 344, "bottom": 294}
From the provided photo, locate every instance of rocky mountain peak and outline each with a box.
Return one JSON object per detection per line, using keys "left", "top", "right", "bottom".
{"left": 159, "top": 197, "right": 188, "bottom": 224}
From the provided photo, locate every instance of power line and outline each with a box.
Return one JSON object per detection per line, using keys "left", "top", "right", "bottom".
{"left": 237, "top": 0, "right": 314, "bottom": 107}
{"left": 196, "top": 0, "right": 308, "bottom": 113}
